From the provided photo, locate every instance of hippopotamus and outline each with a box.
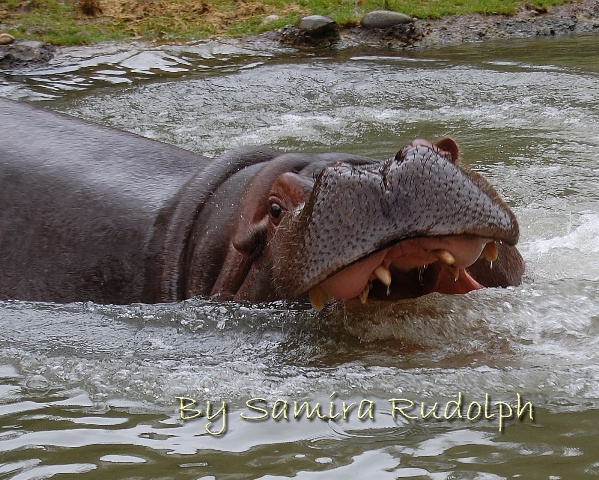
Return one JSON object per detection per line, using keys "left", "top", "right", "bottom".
{"left": 0, "top": 98, "right": 523, "bottom": 309}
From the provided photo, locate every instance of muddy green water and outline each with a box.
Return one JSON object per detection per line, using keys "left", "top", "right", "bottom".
{"left": 1, "top": 35, "right": 599, "bottom": 479}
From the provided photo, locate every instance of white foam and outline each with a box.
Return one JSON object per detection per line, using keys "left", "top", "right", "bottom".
{"left": 523, "top": 214, "right": 599, "bottom": 281}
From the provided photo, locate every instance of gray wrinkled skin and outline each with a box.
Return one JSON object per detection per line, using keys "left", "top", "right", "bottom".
{"left": 272, "top": 143, "right": 519, "bottom": 298}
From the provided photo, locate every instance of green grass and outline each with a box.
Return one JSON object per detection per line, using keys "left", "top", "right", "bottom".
{"left": 0, "top": 0, "right": 580, "bottom": 45}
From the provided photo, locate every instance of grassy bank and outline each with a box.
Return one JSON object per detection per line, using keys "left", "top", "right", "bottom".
{"left": 1, "top": 0, "right": 579, "bottom": 45}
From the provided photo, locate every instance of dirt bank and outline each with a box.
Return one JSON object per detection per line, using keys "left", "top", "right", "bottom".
{"left": 280, "top": 0, "right": 599, "bottom": 50}
{"left": 2, "top": 0, "right": 599, "bottom": 69}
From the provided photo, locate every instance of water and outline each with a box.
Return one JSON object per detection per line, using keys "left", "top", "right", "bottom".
{"left": 1, "top": 35, "right": 599, "bottom": 479}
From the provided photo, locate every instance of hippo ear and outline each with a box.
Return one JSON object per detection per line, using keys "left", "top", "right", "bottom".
{"left": 435, "top": 137, "right": 460, "bottom": 164}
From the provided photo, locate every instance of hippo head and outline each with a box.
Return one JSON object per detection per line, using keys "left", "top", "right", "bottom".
{"left": 271, "top": 138, "right": 521, "bottom": 309}
{"left": 214, "top": 138, "right": 522, "bottom": 309}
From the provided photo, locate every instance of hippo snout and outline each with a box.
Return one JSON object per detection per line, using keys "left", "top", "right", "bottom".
{"left": 269, "top": 138, "right": 520, "bottom": 307}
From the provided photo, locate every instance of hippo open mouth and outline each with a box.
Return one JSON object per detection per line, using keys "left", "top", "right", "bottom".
{"left": 308, "top": 235, "right": 500, "bottom": 310}
{"left": 309, "top": 235, "right": 498, "bottom": 310}
{"left": 269, "top": 138, "right": 521, "bottom": 310}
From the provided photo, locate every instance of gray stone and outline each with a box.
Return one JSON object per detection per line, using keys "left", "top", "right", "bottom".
{"left": 299, "top": 15, "right": 337, "bottom": 35}
{"left": 277, "top": 14, "right": 339, "bottom": 48}
{"left": 0, "top": 33, "right": 15, "bottom": 45}
{"left": 361, "top": 10, "right": 412, "bottom": 29}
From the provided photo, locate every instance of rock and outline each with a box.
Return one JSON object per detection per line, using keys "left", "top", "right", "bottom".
{"left": 0, "top": 40, "right": 55, "bottom": 69}
{"left": 361, "top": 10, "right": 412, "bottom": 29}
{"left": 277, "top": 15, "right": 339, "bottom": 48}
{"left": 261, "top": 14, "right": 281, "bottom": 26}
{"left": 299, "top": 15, "right": 338, "bottom": 36}
{"left": 0, "top": 33, "right": 16, "bottom": 45}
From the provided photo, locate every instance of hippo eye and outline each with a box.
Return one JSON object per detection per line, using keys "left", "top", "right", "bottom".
{"left": 269, "top": 203, "right": 283, "bottom": 220}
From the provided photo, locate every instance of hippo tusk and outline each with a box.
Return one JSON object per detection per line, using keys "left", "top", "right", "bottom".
{"left": 482, "top": 241, "right": 499, "bottom": 262}
{"left": 373, "top": 265, "right": 392, "bottom": 287}
{"left": 446, "top": 264, "right": 460, "bottom": 281}
{"left": 309, "top": 285, "right": 330, "bottom": 311}
{"left": 432, "top": 249, "right": 460, "bottom": 280}
{"left": 359, "top": 282, "right": 370, "bottom": 304}
{"left": 434, "top": 249, "right": 456, "bottom": 265}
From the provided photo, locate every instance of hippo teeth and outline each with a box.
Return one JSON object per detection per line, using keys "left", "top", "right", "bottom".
{"left": 434, "top": 249, "right": 456, "bottom": 265}
{"left": 309, "top": 285, "right": 330, "bottom": 311}
{"left": 374, "top": 265, "right": 392, "bottom": 287}
{"left": 362, "top": 266, "right": 391, "bottom": 304}
{"left": 359, "top": 282, "right": 370, "bottom": 304}
{"left": 434, "top": 249, "right": 460, "bottom": 281}
{"left": 482, "top": 241, "right": 499, "bottom": 262}
{"left": 446, "top": 264, "right": 460, "bottom": 281}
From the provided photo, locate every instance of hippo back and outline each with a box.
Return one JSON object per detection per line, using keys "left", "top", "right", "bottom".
{"left": 0, "top": 99, "right": 212, "bottom": 303}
